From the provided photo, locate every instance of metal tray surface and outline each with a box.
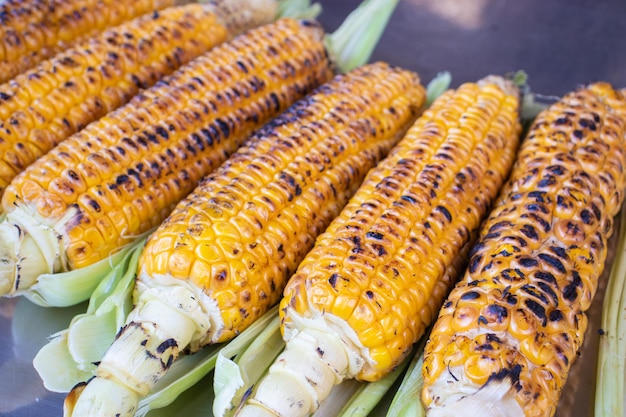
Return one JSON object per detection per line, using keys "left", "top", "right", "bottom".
{"left": 1, "top": 0, "right": 626, "bottom": 415}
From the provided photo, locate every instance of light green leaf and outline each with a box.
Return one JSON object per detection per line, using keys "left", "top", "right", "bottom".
{"left": 386, "top": 337, "right": 428, "bottom": 417}
{"left": 213, "top": 353, "right": 246, "bottom": 417}
{"left": 24, "top": 242, "right": 134, "bottom": 307}
{"left": 325, "top": 0, "right": 400, "bottom": 73}
{"left": 595, "top": 207, "right": 626, "bottom": 417}
{"left": 425, "top": 72, "right": 452, "bottom": 107}
{"left": 277, "top": 0, "right": 322, "bottom": 19}
{"left": 33, "top": 240, "right": 145, "bottom": 392}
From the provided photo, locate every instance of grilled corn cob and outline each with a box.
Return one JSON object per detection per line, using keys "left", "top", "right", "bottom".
{"left": 64, "top": 61, "right": 425, "bottom": 417}
{"left": 421, "top": 84, "right": 626, "bottom": 417}
{"left": 0, "top": 17, "right": 334, "bottom": 299}
{"left": 0, "top": 0, "right": 176, "bottom": 84}
{"left": 0, "top": 0, "right": 284, "bottom": 214}
{"left": 236, "top": 76, "right": 522, "bottom": 417}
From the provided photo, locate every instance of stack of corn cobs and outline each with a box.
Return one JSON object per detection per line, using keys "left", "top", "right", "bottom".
{"left": 1, "top": 0, "right": 625, "bottom": 416}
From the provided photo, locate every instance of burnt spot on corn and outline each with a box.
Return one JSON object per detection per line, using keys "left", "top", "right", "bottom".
{"left": 562, "top": 271, "right": 583, "bottom": 301}
{"left": 500, "top": 268, "right": 525, "bottom": 283}
{"left": 524, "top": 299, "right": 547, "bottom": 326}
{"left": 366, "top": 231, "right": 384, "bottom": 240}
{"left": 580, "top": 209, "right": 594, "bottom": 225}
{"left": 521, "top": 285, "right": 549, "bottom": 306}
{"left": 549, "top": 309, "right": 564, "bottom": 322}
{"left": 520, "top": 224, "right": 539, "bottom": 241}
{"left": 487, "top": 364, "right": 523, "bottom": 391}
{"left": 436, "top": 205, "right": 452, "bottom": 222}
{"left": 461, "top": 291, "right": 481, "bottom": 301}
{"left": 538, "top": 253, "right": 566, "bottom": 273}
{"left": 518, "top": 257, "right": 538, "bottom": 267}
{"left": 484, "top": 304, "right": 508, "bottom": 323}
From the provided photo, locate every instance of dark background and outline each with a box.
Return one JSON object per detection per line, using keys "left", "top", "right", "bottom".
{"left": 317, "top": 0, "right": 626, "bottom": 96}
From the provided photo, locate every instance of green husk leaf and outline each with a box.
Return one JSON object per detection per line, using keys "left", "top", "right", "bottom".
{"left": 333, "top": 353, "right": 412, "bottom": 417}
{"left": 136, "top": 306, "right": 280, "bottom": 417}
{"left": 33, "top": 239, "right": 145, "bottom": 392}
{"left": 325, "top": 0, "right": 400, "bottom": 73}
{"left": 425, "top": 71, "right": 452, "bottom": 107}
{"left": 277, "top": 0, "right": 322, "bottom": 19}
{"left": 595, "top": 207, "right": 626, "bottom": 417}
{"left": 23, "top": 240, "right": 138, "bottom": 307}
{"left": 386, "top": 336, "right": 429, "bottom": 417}
{"left": 213, "top": 308, "right": 283, "bottom": 417}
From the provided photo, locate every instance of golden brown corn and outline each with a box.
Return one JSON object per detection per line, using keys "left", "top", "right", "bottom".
{"left": 422, "top": 84, "right": 626, "bottom": 417}
{"left": 0, "top": 0, "right": 176, "bottom": 84}
{"left": 0, "top": 4, "right": 220, "bottom": 199}
{"left": 0, "top": 18, "right": 333, "bottom": 297}
{"left": 0, "top": 0, "right": 285, "bottom": 212}
{"left": 237, "top": 76, "right": 522, "bottom": 417}
{"left": 64, "top": 61, "right": 425, "bottom": 417}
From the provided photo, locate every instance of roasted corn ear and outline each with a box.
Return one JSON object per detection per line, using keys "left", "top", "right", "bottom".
{"left": 421, "top": 84, "right": 626, "bottom": 417}
{"left": 0, "top": 0, "right": 284, "bottom": 212}
{"left": 65, "top": 61, "right": 425, "bottom": 417}
{"left": 0, "top": 17, "right": 334, "bottom": 298}
{"left": 237, "top": 75, "right": 522, "bottom": 417}
{"left": 0, "top": 0, "right": 176, "bottom": 84}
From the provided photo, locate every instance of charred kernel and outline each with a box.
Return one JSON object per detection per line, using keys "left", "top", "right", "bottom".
{"left": 549, "top": 309, "right": 564, "bottom": 322}
{"left": 520, "top": 224, "right": 539, "bottom": 240}
{"left": 580, "top": 209, "right": 593, "bottom": 225}
{"left": 489, "top": 221, "right": 513, "bottom": 232}
{"left": 518, "top": 257, "right": 538, "bottom": 267}
{"left": 562, "top": 283, "right": 578, "bottom": 302}
{"left": 485, "top": 304, "right": 508, "bottom": 322}
{"left": 528, "top": 191, "right": 546, "bottom": 202}
{"left": 537, "top": 176, "right": 557, "bottom": 187}
{"left": 521, "top": 285, "right": 549, "bottom": 305}
{"left": 538, "top": 253, "right": 566, "bottom": 273}
{"left": 547, "top": 165, "right": 565, "bottom": 175}
{"left": 501, "top": 269, "right": 525, "bottom": 282}
{"left": 366, "top": 231, "right": 384, "bottom": 240}
{"left": 469, "top": 255, "right": 482, "bottom": 274}
{"left": 524, "top": 298, "right": 547, "bottom": 326}
{"left": 329, "top": 273, "right": 338, "bottom": 289}
{"left": 591, "top": 203, "right": 601, "bottom": 220}
{"left": 401, "top": 195, "right": 416, "bottom": 204}
{"left": 549, "top": 246, "right": 568, "bottom": 259}
{"left": 461, "top": 291, "right": 481, "bottom": 301}
{"left": 535, "top": 271, "right": 557, "bottom": 285}
{"left": 526, "top": 203, "right": 549, "bottom": 214}
{"left": 436, "top": 205, "right": 452, "bottom": 222}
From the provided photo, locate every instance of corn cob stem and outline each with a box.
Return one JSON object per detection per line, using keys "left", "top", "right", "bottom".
{"left": 65, "top": 59, "right": 424, "bottom": 417}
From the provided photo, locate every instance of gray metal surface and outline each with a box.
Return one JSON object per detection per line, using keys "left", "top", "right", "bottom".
{"left": 1, "top": 0, "right": 625, "bottom": 415}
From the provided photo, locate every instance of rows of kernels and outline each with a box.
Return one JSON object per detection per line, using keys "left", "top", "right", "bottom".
{"left": 3, "top": 19, "right": 334, "bottom": 271}
{"left": 281, "top": 77, "right": 521, "bottom": 382}
{"left": 0, "top": 0, "right": 175, "bottom": 83}
{"left": 422, "top": 84, "right": 626, "bottom": 417}
{"left": 139, "top": 62, "right": 426, "bottom": 344}
{"left": 0, "top": 4, "right": 229, "bottom": 201}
